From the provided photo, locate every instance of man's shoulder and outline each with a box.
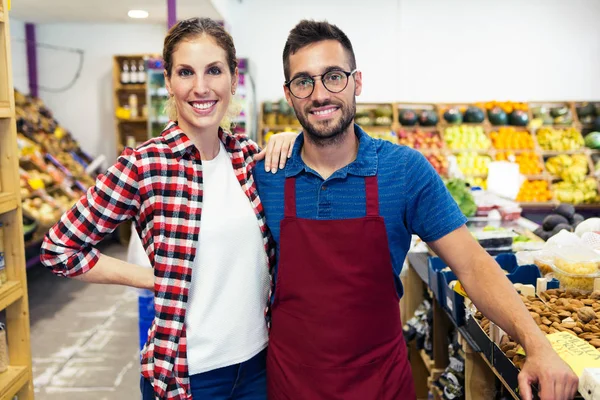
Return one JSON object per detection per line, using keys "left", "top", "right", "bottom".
{"left": 254, "top": 160, "right": 287, "bottom": 186}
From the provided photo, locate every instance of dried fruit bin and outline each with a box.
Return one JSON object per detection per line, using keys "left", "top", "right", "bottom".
{"left": 547, "top": 245, "right": 600, "bottom": 291}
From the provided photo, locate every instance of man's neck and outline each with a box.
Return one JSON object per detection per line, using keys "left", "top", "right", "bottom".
{"left": 301, "top": 125, "right": 359, "bottom": 180}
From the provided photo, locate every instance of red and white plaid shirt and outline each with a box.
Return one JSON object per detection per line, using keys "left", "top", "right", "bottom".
{"left": 40, "top": 122, "right": 275, "bottom": 399}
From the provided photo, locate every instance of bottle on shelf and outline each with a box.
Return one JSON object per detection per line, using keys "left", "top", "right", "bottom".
{"left": 120, "top": 60, "right": 130, "bottom": 85}
{"left": 129, "top": 94, "right": 139, "bottom": 118}
{"left": 130, "top": 60, "right": 139, "bottom": 84}
{"left": 138, "top": 60, "right": 146, "bottom": 84}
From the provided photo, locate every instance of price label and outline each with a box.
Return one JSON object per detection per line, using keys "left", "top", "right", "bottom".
{"left": 546, "top": 332, "right": 600, "bottom": 377}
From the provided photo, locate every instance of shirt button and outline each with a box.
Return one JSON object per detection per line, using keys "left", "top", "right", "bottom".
{"left": 321, "top": 186, "right": 327, "bottom": 190}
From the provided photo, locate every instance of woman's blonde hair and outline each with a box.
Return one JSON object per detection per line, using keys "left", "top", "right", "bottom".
{"left": 163, "top": 17, "right": 241, "bottom": 131}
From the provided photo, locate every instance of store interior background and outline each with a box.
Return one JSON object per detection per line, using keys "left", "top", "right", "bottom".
{"left": 9, "top": 0, "right": 600, "bottom": 166}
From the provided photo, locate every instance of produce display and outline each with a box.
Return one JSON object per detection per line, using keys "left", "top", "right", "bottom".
{"left": 262, "top": 99, "right": 298, "bottom": 127}
{"left": 356, "top": 105, "right": 393, "bottom": 127}
{"left": 475, "top": 289, "right": 600, "bottom": 371}
{"left": 584, "top": 131, "right": 600, "bottom": 149}
{"left": 576, "top": 102, "right": 600, "bottom": 128}
{"left": 533, "top": 204, "right": 585, "bottom": 241}
{"left": 455, "top": 152, "right": 491, "bottom": 176}
{"left": 424, "top": 153, "right": 448, "bottom": 176}
{"left": 531, "top": 103, "right": 575, "bottom": 126}
{"left": 440, "top": 105, "right": 486, "bottom": 125}
{"left": 496, "top": 151, "right": 543, "bottom": 175}
{"left": 489, "top": 127, "right": 535, "bottom": 150}
{"left": 445, "top": 178, "right": 476, "bottom": 217}
{"left": 516, "top": 180, "right": 552, "bottom": 203}
{"left": 443, "top": 125, "right": 491, "bottom": 151}
{"left": 13, "top": 90, "right": 99, "bottom": 242}
{"left": 553, "top": 177, "right": 599, "bottom": 205}
{"left": 396, "top": 129, "right": 444, "bottom": 150}
{"left": 398, "top": 108, "right": 438, "bottom": 127}
{"left": 536, "top": 127, "right": 584, "bottom": 151}
{"left": 545, "top": 154, "right": 589, "bottom": 181}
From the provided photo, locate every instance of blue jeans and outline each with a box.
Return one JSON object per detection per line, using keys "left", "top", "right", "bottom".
{"left": 141, "top": 348, "right": 267, "bottom": 400}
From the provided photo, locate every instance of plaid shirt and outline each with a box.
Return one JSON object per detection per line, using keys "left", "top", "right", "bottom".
{"left": 40, "top": 122, "right": 275, "bottom": 399}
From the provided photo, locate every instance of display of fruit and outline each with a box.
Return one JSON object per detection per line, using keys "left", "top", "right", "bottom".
{"left": 398, "top": 109, "right": 418, "bottom": 126}
{"left": 516, "top": 180, "right": 552, "bottom": 203}
{"left": 445, "top": 178, "right": 476, "bottom": 217}
{"left": 509, "top": 110, "right": 529, "bottom": 127}
{"left": 497, "top": 152, "right": 543, "bottom": 175}
{"left": 22, "top": 196, "right": 63, "bottom": 226}
{"left": 545, "top": 154, "right": 588, "bottom": 182}
{"left": 577, "top": 102, "right": 597, "bottom": 121}
{"left": 487, "top": 106, "right": 509, "bottom": 126}
{"left": 584, "top": 131, "right": 600, "bottom": 149}
{"left": 366, "top": 130, "right": 397, "bottom": 143}
{"left": 418, "top": 110, "right": 438, "bottom": 127}
{"left": 489, "top": 127, "right": 534, "bottom": 150}
{"left": 442, "top": 108, "right": 463, "bottom": 124}
{"left": 397, "top": 129, "right": 444, "bottom": 150}
{"left": 536, "top": 127, "right": 584, "bottom": 151}
{"left": 484, "top": 101, "right": 529, "bottom": 114}
{"left": 552, "top": 178, "right": 599, "bottom": 205}
{"left": 443, "top": 125, "right": 491, "bottom": 150}
{"left": 356, "top": 106, "right": 393, "bottom": 126}
{"left": 466, "top": 177, "right": 487, "bottom": 189}
{"left": 532, "top": 104, "right": 574, "bottom": 126}
{"left": 456, "top": 152, "right": 491, "bottom": 176}
{"left": 463, "top": 106, "right": 485, "bottom": 123}
{"left": 424, "top": 153, "right": 448, "bottom": 176}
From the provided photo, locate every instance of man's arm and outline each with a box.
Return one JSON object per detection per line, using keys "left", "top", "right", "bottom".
{"left": 428, "top": 225, "right": 578, "bottom": 400}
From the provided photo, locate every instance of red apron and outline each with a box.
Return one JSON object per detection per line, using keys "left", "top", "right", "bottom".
{"left": 267, "top": 176, "right": 416, "bottom": 400}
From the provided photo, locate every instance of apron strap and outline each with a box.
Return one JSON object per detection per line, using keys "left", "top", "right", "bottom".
{"left": 365, "top": 176, "right": 379, "bottom": 216}
{"left": 284, "top": 177, "right": 297, "bottom": 218}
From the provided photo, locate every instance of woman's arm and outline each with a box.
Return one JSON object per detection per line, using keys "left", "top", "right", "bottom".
{"left": 41, "top": 148, "right": 143, "bottom": 281}
{"left": 253, "top": 132, "right": 299, "bottom": 173}
{"left": 73, "top": 253, "right": 153, "bottom": 289}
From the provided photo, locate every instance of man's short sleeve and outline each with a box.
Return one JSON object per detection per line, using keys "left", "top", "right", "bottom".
{"left": 404, "top": 150, "right": 467, "bottom": 242}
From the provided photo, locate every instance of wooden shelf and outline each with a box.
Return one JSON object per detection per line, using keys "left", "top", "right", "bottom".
{"left": 0, "top": 10, "right": 4, "bottom": 23}
{"left": 0, "top": 106, "right": 11, "bottom": 119}
{"left": 261, "top": 125, "right": 302, "bottom": 132}
{"left": 420, "top": 350, "right": 434, "bottom": 373}
{"left": 118, "top": 117, "right": 147, "bottom": 123}
{"left": 116, "top": 84, "right": 146, "bottom": 91}
{"left": 0, "top": 193, "right": 17, "bottom": 214}
{"left": 0, "top": 366, "right": 29, "bottom": 400}
{"left": 0, "top": 281, "right": 23, "bottom": 312}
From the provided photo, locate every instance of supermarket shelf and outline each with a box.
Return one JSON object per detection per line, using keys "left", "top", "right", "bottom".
{"left": 116, "top": 84, "right": 146, "bottom": 91}
{"left": 0, "top": 366, "right": 29, "bottom": 400}
{"left": 478, "top": 352, "right": 519, "bottom": 400}
{"left": 0, "top": 193, "right": 17, "bottom": 214}
{"left": 0, "top": 281, "right": 24, "bottom": 312}
{"left": 0, "top": 10, "right": 4, "bottom": 23}
{"left": 419, "top": 350, "right": 434, "bottom": 373}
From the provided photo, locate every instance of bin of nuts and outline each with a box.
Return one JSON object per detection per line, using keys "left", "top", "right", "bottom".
{"left": 474, "top": 288, "right": 600, "bottom": 370}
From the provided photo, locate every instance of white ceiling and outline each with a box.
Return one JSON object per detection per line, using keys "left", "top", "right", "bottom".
{"left": 9, "top": 0, "right": 223, "bottom": 24}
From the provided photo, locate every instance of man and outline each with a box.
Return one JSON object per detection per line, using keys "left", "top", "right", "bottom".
{"left": 254, "top": 20, "right": 578, "bottom": 400}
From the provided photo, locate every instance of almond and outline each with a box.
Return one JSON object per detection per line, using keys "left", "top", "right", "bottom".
{"left": 542, "top": 317, "right": 552, "bottom": 326}
{"left": 539, "top": 325, "right": 549, "bottom": 333}
{"left": 558, "top": 311, "right": 572, "bottom": 318}
{"left": 590, "top": 339, "right": 600, "bottom": 348}
{"left": 562, "top": 322, "right": 577, "bottom": 329}
{"left": 574, "top": 327, "right": 583, "bottom": 334}
{"left": 583, "top": 299, "right": 595, "bottom": 306}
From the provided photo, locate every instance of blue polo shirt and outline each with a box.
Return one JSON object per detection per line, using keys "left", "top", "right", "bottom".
{"left": 254, "top": 124, "right": 467, "bottom": 298}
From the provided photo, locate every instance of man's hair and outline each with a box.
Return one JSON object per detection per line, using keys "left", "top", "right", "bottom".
{"left": 283, "top": 20, "right": 356, "bottom": 81}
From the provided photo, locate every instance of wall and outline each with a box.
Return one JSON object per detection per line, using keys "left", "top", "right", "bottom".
{"left": 10, "top": 22, "right": 166, "bottom": 162}
{"left": 8, "top": 18, "right": 28, "bottom": 94}
{"left": 224, "top": 0, "right": 600, "bottom": 103}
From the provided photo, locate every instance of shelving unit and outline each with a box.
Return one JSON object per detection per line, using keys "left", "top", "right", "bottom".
{"left": 112, "top": 54, "right": 158, "bottom": 156}
{"left": 0, "top": 0, "right": 34, "bottom": 397}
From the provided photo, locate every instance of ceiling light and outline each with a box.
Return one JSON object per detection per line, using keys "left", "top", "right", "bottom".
{"left": 128, "top": 10, "right": 149, "bottom": 19}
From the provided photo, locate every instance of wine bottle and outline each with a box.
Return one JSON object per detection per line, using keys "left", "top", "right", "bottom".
{"left": 121, "top": 60, "right": 130, "bottom": 85}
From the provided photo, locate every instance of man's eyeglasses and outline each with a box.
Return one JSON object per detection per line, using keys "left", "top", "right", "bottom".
{"left": 285, "top": 69, "right": 357, "bottom": 99}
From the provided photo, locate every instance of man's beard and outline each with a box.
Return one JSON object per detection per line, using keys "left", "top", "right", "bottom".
{"left": 293, "top": 98, "right": 356, "bottom": 147}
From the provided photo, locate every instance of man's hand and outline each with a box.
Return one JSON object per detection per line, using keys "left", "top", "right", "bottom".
{"left": 518, "top": 347, "right": 578, "bottom": 400}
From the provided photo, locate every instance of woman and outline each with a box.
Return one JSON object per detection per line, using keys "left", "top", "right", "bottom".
{"left": 41, "top": 18, "right": 296, "bottom": 400}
